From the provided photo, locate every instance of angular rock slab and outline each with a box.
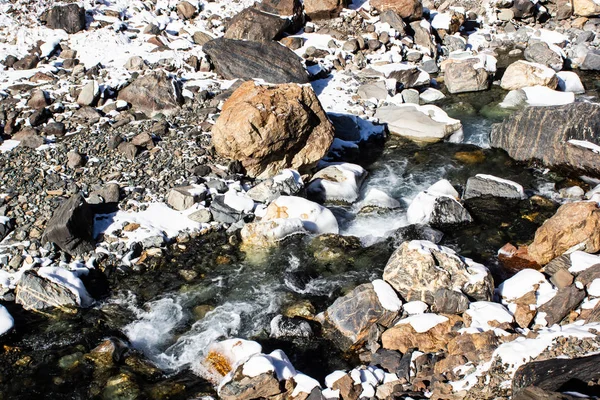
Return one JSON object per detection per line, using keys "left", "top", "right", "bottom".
{"left": 16, "top": 271, "right": 79, "bottom": 313}
{"left": 211, "top": 81, "right": 334, "bottom": 178}
{"left": 513, "top": 354, "right": 600, "bottom": 396}
{"left": 383, "top": 240, "right": 494, "bottom": 304}
{"left": 500, "top": 60, "right": 558, "bottom": 90}
{"left": 443, "top": 57, "right": 491, "bottom": 94}
{"left": 490, "top": 102, "right": 600, "bottom": 177}
{"left": 117, "top": 71, "right": 183, "bottom": 116}
{"left": 224, "top": 7, "right": 290, "bottom": 41}
{"left": 41, "top": 193, "right": 94, "bottom": 255}
{"left": 203, "top": 38, "right": 309, "bottom": 84}
{"left": 322, "top": 281, "right": 400, "bottom": 351}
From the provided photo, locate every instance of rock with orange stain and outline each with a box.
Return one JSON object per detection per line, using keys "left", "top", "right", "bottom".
{"left": 262, "top": 196, "right": 339, "bottom": 234}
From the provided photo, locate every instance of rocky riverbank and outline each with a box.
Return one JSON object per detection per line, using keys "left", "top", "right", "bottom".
{"left": 1, "top": 0, "right": 600, "bottom": 399}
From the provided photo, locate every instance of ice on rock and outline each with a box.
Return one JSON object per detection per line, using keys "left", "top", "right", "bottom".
{"left": 0, "top": 304, "right": 14, "bottom": 336}
{"left": 557, "top": 71, "right": 585, "bottom": 94}
{"left": 307, "top": 163, "right": 368, "bottom": 203}
{"left": 395, "top": 313, "right": 449, "bottom": 333}
{"left": 357, "top": 188, "right": 401, "bottom": 210}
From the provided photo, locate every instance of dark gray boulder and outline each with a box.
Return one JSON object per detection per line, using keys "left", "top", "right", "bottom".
{"left": 209, "top": 196, "right": 244, "bottom": 224}
{"left": 41, "top": 194, "right": 94, "bottom": 255}
{"left": 40, "top": 4, "right": 86, "bottom": 34}
{"left": 524, "top": 41, "right": 563, "bottom": 71}
{"left": 536, "top": 284, "right": 585, "bottom": 326}
{"left": 203, "top": 38, "right": 309, "bottom": 84}
{"left": 490, "top": 103, "right": 600, "bottom": 177}
{"left": 513, "top": 354, "right": 600, "bottom": 397}
{"left": 463, "top": 175, "right": 524, "bottom": 200}
{"left": 15, "top": 271, "right": 79, "bottom": 312}
{"left": 224, "top": 7, "right": 290, "bottom": 41}
{"left": 0, "top": 218, "right": 14, "bottom": 242}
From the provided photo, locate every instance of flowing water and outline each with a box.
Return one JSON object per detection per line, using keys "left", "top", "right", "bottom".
{"left": 0, "top": 90, "right": 586, "bottom": 399}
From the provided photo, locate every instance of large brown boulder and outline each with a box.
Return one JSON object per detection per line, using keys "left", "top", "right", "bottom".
{"left": 490, "top": 102, "right": 600, "bottom": 176}
{"left": 304, "top": 0, "right": 347, "bottom": 19}
{"left": 211, "top": 81, "right": 334, "bottom": 178}
{"left": 117, "top": 71, "right": 183, "bottom": 116}
{"left": 371, "top": 0, "right": 423, "bottom": 20}
{"left": 383, "top": 240, "right": 494, "bottom": 304}
{"left": 528, "top": 202, "right": 600, "bottom": 265}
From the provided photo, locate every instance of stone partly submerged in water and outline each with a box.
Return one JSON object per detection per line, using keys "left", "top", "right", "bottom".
{"left": 375, "top": 104, "right": 463, "bottom": 143}
{"left": 15, "top": 271, "right": 80, "bottom": 312}
{"left": 490, "top": 102, "right": 600, "bottom": 177}
{"left": 407, "top": 179, "right": 473, "bottom": 227}
{"left": 211, "top": 81, "right": 334, "bottom": 178}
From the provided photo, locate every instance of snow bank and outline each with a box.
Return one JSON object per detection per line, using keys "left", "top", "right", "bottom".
{"left": 396, "top": 313, "right": 448, "bottom": 333}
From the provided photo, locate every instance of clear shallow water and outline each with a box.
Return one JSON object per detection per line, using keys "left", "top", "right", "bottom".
{"left": 115, "top": 99, "right": 568, "bottom": 382}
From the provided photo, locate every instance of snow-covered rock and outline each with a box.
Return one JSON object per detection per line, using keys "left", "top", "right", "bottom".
{"left": 375, "top": 104, "right": 463, "bottom": 143}
{"left": 307, "top": 163, "right": 368, "bottom": 203}
{"left": 240, "top": 218, "right": 307, "bottom": 247}
{"left": 407, "top": 179, "right": 472, "bottom": 226}
{"left": 263, "top": 196, "right": 339, "bottom": 234}
{"left": 557, "top": 71, "right": 585, "bottom": 94}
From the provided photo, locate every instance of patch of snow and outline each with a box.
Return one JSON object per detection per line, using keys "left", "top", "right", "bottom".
{"left": 325, "top": 370, "right": 348, "bottom": 388}
{"left": 570, "top": 251, "right": 600, "bottom": 273}
{"left": 37, "top": 266, "right": 93, "bottom": 307}
{"left": 465, "top": 301, "right": 514, "bottom": 330}
{"left": 557, "top": 71, "right": 585, "bottom": 94}
{"left": 522, "top": 85, "right": 575, "bottom": 106}
{"left": 372, "top": 279, "right": 402, "bottom": 312}
{"left": 0, "top": 304, "right": 14, "bottom": 336}
{"left": 497, "top": 269, "right": 556, "bottom": 306}
{"left": 396, "top": 313, "right": 449, "bottom": 333}
{"left": 403, "top": 301, "right": 429, "bottom": 315}
{"left": 588, "top": 279, "right": 600, "bottom": 297}
{"left": 568, "top": 140, "right": 600, "bottom": 155}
